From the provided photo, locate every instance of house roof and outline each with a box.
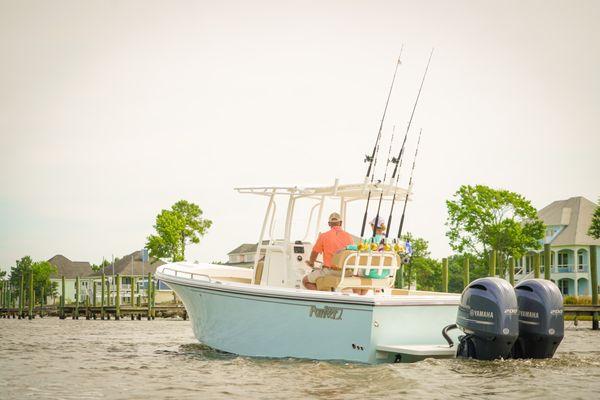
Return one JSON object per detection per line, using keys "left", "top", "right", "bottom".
{"left": 90, "top": 250, "right": 165, "bottom": 276}
{"left": 227, "top": 243, "right": 258, "bottom": 255}
{"left": 538, "top": 196, "right": 600, "bottom": 246}
{"left": 48, "top": 255, "right": 94, "bottom": 279}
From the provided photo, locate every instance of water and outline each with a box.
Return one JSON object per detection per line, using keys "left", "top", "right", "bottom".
{"left": 1, "top": 318, "right": 599, "bottom": 399}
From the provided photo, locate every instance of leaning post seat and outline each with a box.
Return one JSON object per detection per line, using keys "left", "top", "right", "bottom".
{"left": 315, "top": 250, "right": 400, "bottom": 292}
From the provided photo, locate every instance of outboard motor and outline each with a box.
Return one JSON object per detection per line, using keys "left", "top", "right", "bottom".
{"left": 511, "top": 279, "right": 564, "bottom": 359}
{"left": 456, "top": 277, "right": 519, "bottom": 360}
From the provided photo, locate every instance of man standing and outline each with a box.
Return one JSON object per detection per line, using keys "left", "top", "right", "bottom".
{"left": 303, "top": 212, "right": 354, "bottom": 290}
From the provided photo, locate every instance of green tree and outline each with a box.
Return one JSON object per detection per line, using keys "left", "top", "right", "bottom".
{"left": 91, "top": 259, "right": 111, "bottom": 272}
{"left": 397, "top": 233, "right": 443, "bottom": 291}
{"left": 446, "top": 185, "right": 545, "bottom": 263}
{"left": 146, "top": 200, "right": 212, "bottom": 262}
{"left": 8, "top": 256, "right": 57, "bottom": 301}
{"left": 589, "top": 198, "right": 600, "bottom": 239}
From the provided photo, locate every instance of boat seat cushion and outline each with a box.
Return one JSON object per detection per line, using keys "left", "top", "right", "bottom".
{"left": 315, "top": 275, "right": 393, "bottom": 291}
{"left": 331, "top": 250, "right": 400, "bottom": 270}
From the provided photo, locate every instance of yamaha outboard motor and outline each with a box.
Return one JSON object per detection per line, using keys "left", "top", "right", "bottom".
{"left": 456, "top": 277, "right": 519, "bottom": 360}
{"left": 511, "top": 279, "right": 564, "bottom": 359}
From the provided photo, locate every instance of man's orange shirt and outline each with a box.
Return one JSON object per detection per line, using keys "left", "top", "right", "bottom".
{"left": 313, "top": 226, "right": 354, "bottom": 267}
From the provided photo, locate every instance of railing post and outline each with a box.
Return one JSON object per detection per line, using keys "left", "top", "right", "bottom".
{"left": 115, "top": 274, "right": 121, "bottom": 320}
{"left": 533, "top": 252, "right": 541, "bottom": 279}
{"left": 590, "top": 245, "right": 598, "bottom": 330}
{"left": 462, "top": 256, "right": 469, "bottom": 289}
{"left": 544, "top": 244, "right": 552, "bottom": 280}
{"left": 442, "top": 258, "right": 448, "bottom": 293}
{"left": 509, "top": 256, "right": 515, "bottom": 286}
{"left": 488, "top": 250, "right": 496, "bottom": 277}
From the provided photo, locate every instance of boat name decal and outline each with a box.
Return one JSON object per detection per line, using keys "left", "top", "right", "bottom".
{"left": 469, "top": 309, "right": 493, "bottom": 319}
{"left": 309, "top": 305, "right": 343, "bottom": 320}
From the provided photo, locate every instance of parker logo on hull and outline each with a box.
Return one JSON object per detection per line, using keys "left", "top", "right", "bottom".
{"left": 309, "top": 305, "right": 343, "bottom": 320}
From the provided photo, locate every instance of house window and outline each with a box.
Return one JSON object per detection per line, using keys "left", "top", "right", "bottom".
{"left": 557, "top": 252, "right": 569, "bottom": 268}
{"left": 558, "top": 280, "right": 569, "bottom": 295}
{"left": 578, "top": 251, "right": 587, "bottom": 271}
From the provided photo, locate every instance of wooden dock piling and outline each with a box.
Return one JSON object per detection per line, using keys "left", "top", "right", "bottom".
{"left": 509, "top": 256, "right": 515, "bottom": 286}
{"left": 462, "top": 256, "right": 469, "bottom": 289}
{"left": 74, "top": 276, "right": 80, "bottom": 319}
{"left": 101, "top": 273, "right": 105, "bottom": 320}
{"left": 115, "top": 274, "right": 121, "bottom": 320}
{"left": 131, "top": 276, "right": 136, "bottom": 308}
{"left": 591, "top": 245, "right": 598, "bottom": 330}
{"left": 19, "top": 272, "right": 24, "bottom": 319}
{"left": 544, "top": 244, "right": 551, "bottom": 280}
{"left": 533, "top": 252, "right": 541, "bottom": 279}
{"left": 28, "top": 270, "right": 34, "bottom": 319}
{"left": 489, "top": 250, "right": 496, "bottom": 276}
{"left": 60, "top": 275, "right": 66, "bottom": 319}
{"left": 442, "top": 258, "right": 448, "bottom": 292}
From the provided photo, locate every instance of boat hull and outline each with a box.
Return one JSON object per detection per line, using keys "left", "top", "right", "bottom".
{"left": 162, "top": 275, "right": 460, "bottom": 363}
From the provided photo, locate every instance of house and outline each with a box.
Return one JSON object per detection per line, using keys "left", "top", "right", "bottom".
{"left": 226, "top": 243, "right": 260, "bottom": 268}
{"left": 515, "top": 196, "right": 600, "bottom": 296}
{"left": 47, "top": 255, "right": 95, "bottom": 303}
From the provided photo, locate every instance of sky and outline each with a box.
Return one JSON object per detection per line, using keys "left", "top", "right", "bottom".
{"left": 1, "top": 0, "right": 599, "bottom": 272}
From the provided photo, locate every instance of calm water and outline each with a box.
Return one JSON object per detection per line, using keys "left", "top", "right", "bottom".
{"left": 1, "top": 318, "right": 600, "bottom": 400}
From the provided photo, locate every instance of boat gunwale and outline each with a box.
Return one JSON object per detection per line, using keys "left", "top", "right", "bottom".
{"left": 155, "top": 270, "right": 460, "bottom": 307}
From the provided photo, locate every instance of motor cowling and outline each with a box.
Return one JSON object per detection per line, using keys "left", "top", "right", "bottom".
{"left": 511, "top": 279, "right": 564, "bottom": 359}
{"left": 456, "top": 277, "right": 519, "bottom": 360}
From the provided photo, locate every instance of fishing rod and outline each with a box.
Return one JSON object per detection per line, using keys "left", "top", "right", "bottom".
{"left": 360, "top": 47, "right": 403, "bottom": 238}
{"left": 397, "top": 129, "right": 422, "bottom": 239}
{"left": 371, "top": 126, "right": 396, "bottom": 239}
{"left": 385, "top": 48, "right": 434, "bottom": 238}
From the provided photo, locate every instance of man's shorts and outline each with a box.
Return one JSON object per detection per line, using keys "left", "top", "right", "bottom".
{"left": 306, "top": 267, "right": 340, "bottom": 284}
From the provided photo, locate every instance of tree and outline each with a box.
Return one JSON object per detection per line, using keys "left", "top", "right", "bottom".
{"left": 589, "top": 198, "right": 600, "bottom": 239}
{"left": 91, "top": 259, "right": 111, "bottom": 272}
{"left": 146, "top": 200, "right": 212, "bottom": 262}
{"left": 8, "top": 256, "right": 58, "bottom": 301}
{"left": 397, "top": 233, "right": 443, "bottom": 291}
{"left": 446, "top": 185, "right": 545, "bottom": 261}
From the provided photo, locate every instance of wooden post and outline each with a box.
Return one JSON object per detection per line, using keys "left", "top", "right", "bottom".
{"left": 462, "top": 256, "right": 470, "bottom": 289}
{"left": 488, "top": 250, "right": 496, "bottom": 277}
{"left": 590, "top": 245, "right": 598, "bottom": 330}
{"left": 93, "top": 281, "right": 97, "bottom": 307}
{"left": 115, "top": 274, "right": 121, "bottom": 320}
{"left": 60, "top": 275, "right": 66, "bottom": 319}
{"left": 442, "top": 258, "right": 449, "bottom": 293}
{"left": 74, "top": 276, "right": 80, "bottom": 319}
{"left": 40, "top": 286, "right": 45, "bottom": 318}
{"left": 151, "top": 276, "right": 156, "bottom": 319}
{"left": 533, "top": 252, "right": 541, "bottom": 279}
{"left": 19, "top": 272, "right": 24, "bottom": 318}
{"left": 544, "top": 243, "right": 552, "bottom": 280}
{"left": 28, "top": 270, "right": 34, "bottom": 319}
{"left": 106, "top": 279, "right": 111, "bottom": 306}
{"left": 131, "top": 276, "right": 136, "bottom": 308}
{"left": 1, "top": 280, "right": 4, "bottom": 309}
{"left": 498, "top": 252, "right": 505, "bottom": 279}
{"left": 85, "top": 289, "right": 90, "bottom": 319}
{"left": 509, "top": 256, "right": 515, "bottom": 286}
{"left": 100, "top": 273, "right": 105, "bottom": 320}
{"left": 147, "top": 273, "right": 152, "bottom": 320}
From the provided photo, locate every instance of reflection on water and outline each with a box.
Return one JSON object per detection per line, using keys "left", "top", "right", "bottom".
{"left": 1, "top": 318, "right": 599, "bottom": 399}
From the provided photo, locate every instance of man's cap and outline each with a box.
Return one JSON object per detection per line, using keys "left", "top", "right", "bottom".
{"left": 328, "top": 212, "right": 342, "bottom": 223}
{"left": 370, "top": 216, "right": 386, "bottom": 229}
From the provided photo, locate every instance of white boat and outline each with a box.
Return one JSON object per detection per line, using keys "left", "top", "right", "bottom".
{"left": 156, "top": 181, "right": 461, "bottom": 363}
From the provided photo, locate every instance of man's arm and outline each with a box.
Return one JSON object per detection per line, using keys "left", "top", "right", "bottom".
{"left": 307, "top": 234, "right": 323, "bottom": 267}
{"left": 307, "top": 250, "right": 319, "bottom": 268}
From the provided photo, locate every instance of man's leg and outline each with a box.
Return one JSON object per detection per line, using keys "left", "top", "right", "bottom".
{"left": 303, "top": 276, "right": 317, "bottom": 290}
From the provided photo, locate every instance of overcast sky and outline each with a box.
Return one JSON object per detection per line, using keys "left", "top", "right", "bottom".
{"left": 1, "top": 0, "right": 599, "bottom": 271}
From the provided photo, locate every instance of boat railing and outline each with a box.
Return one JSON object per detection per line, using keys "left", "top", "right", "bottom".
{"left": 335, "top": 250, "right": 400, "bottom": 290}
{"left": 161, "top": 267, "right": 213, "bottom": 283}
